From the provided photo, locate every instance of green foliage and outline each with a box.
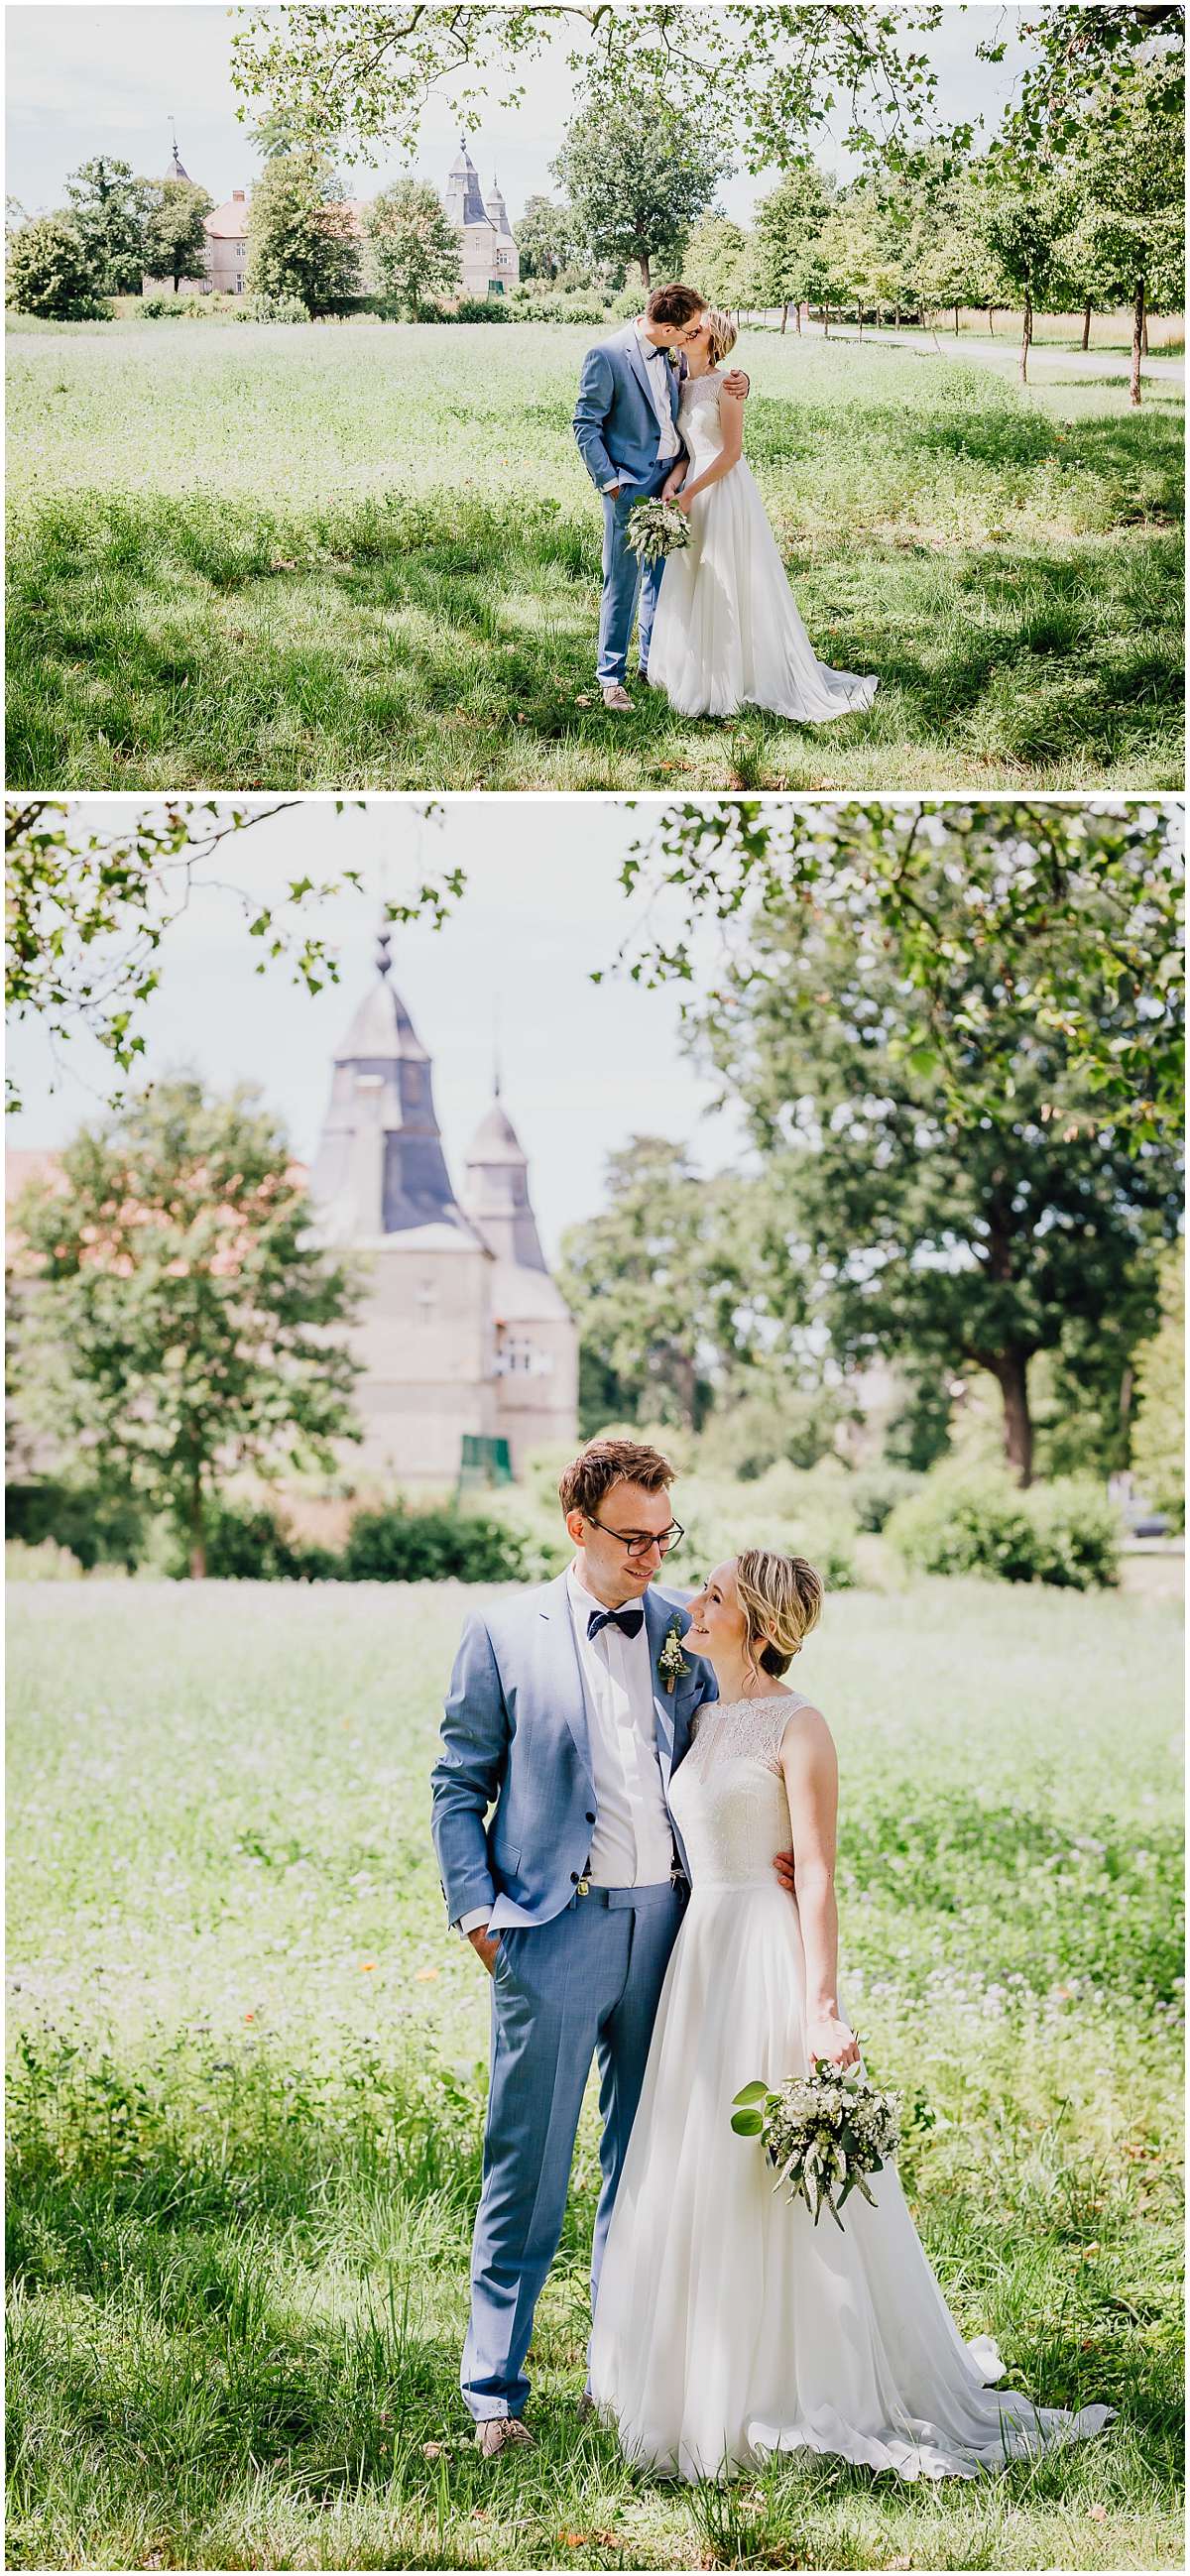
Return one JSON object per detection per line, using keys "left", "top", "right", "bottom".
{"left": 6, "top": 213, "right": 110, "bottom": 320}
{"left": 174, "top": 1497, "right": 338, "bottom": 1582}
{"left": 366, "top": 178, "right": 460, "bottom": 320}
{"left": 887, "top": 1467, "right": 1121, "bottom": 1588}
{"left": 850, "top": 1466, "right": 924, "bottom": 1533}
{"left": 1130, "top": 1248, "right": 1186, "bottom": 1527}
{"left": 10, "top": 1077, "right": 362, "bottom": 1573}
{"left": 141, "top": 176, "right": 213, "bottom": 294}
{"left": 515, "top": 193, "right": 580, "bottom": 283}
{"left": 244, "top": 289, "right": 311, "bottom": 323}
{"left": 749, "top": 163, "right": 836, "bottom": 318}
{"left": 63, "top": 157, "right": 153, "bottom": 296}
{"left": 246, "top": 151, "right": 359, "bottom": 313}
{"left": 340, "top": 1502, "right": 528, "bottom": 1583}
{"left": 449, "top": 295, "right": 511, "bottom": 322}
{"left": 5, "top": 1475, "right": 146, "bottom": 1573}
{"left": 553, "top": 79, "right": 727, "bottom": 290}
{"left": 4, "top": 1537, "right": 84, "bottom": 1582}
{"left": 683, "top": 210, "right": 749, "bottom": 307}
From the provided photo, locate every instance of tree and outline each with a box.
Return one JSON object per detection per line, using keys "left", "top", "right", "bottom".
{"left": 750, "top": 164, "right": 833, "bottom": 330}
{"left": 1054, "top": 59, "right": 1184, "bottom": 407}
{"left": 230, "top": 7, "right": 945, "bottom": 181}
{"left": 682, "top": 212, "right": 749, "bottom": 311}
{"left": 4, "top": 798, "right": 460, "bottom": 1112}
{"left": 142, "top": 176, "right": 213, "bottom": 293}
{"left": 976, "top": 161, "right": 1075, "bottom": 382}
{"left": 558, "top": 1138, "right": 781, "bottom": 1434}
{"left": 816, "top": 184, "right": 906, "bottom": 331}
{"left": 1130, "top": 1247, "right": 1185, "bottom": 1524}
{"left": 246, "top": 151, "right": 360, "bottom": 312}
{"left": 613, "top": 801, "right": 1185, "bottom": 1152}
{"left": 10, "top": 1078, "right": 362, "bottom": 1579}
{"left": 6, "top": 213, "right": 109, "bottom": 321}
{"left": 366, "top": 179, "right": 460, "bottom": 316}
{"left": 553, "top": 82, "right": 727, "bottom": 291}
{"left": 516, "top": 193, "right": 578, "bottom": 282}
{"left": 64, "top": 157, "right": 153, "bottom": 295}
{"left": 677, "top": 865, "right": 1183, "bottom": 1483}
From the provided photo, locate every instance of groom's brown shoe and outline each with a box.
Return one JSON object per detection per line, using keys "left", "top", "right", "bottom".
{"left": 475, "top": 2416, "right": 534, "bottom": 2458}
{"left": 601, "top": 682, "right": 633, "bottom": 712}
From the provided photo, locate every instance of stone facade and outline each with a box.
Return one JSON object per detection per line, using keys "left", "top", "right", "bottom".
{"left": 442, "top": 142, "right": 520, "bottom": 297}
{"left": 310, "top": 933, "right": 576, "bottom": 1487}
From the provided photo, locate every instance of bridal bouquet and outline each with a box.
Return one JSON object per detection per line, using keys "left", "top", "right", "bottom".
{"left": 731, "top": 2059, "right": 901, "bottom": 2231}
{"left": 623, "top": 497, "right": 692, "bottom": 563}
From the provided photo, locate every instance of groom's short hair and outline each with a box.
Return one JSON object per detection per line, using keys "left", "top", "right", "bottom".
{"left": 559, "top": 1438, "right": 675, "bottom": 1520}
{"left": 646, "top": 284, "right": 706, "bottom": 327}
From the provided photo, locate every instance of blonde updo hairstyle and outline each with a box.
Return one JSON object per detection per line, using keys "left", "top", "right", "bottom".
{"left": 734, "top": 1548, "right": 823, "bottom": 1681}
{"left": 705, "top": 306, "right": 739, "bottom": 369}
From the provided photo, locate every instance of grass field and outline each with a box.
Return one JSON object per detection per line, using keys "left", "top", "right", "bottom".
{"left": 6, "top": 318, "right": 1183, "bottom": 792}
{"left": 7, "top": 1576, "right": 1183, "bottom": 2572}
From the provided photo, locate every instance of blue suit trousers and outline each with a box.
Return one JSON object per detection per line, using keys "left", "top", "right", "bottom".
{"left": 461, "top": 1880, "right": 683, "bottom": 2419}
{"left": 597, "top": 463, "right": 671, "bottom": 687}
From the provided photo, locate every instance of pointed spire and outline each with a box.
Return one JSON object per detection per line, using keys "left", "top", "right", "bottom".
{"left": 310, "top": 936, "right": 469, "bottom": 1240}
{"left": 462, "top": 1081, "right": 547, "bottom": 1274}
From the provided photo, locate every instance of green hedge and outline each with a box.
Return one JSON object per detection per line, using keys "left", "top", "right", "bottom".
{"left": 342, "top": 1502, "right": 527, "bottom": 1581}
{"left": 886, "top": 1469, "right": 1120, "bottom": 1589}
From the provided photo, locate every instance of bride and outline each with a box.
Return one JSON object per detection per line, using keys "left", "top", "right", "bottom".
{"left": 647, "top": 310, "right": 880, "bottom": 723}
{"left": 588, "top": 1548, "right": 1113, "bottom": 2482}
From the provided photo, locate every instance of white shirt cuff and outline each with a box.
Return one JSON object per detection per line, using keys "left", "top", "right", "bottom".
{"left": 602, "top": 478, "right": 620, "bottom": 492}
{"left": 457, "top": 1907, "right": 493, "bottom": 1935}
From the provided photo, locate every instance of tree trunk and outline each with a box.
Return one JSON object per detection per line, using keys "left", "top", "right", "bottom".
{"left": 779, "top": 299, "right": 788, "bottom": 333}
{"left": 954, "top": 302, "right": 960, "bottom": 335}
{"left": 1082, "top": 298, "right": 1092, "bottom": 352}
{"left": 188, "top": 1475, "right": 206, "bottom": 1580}
{"left": 1019, "top": 288, "right": 1032, "bottom": 384}
{"left": 1141, "top": 310, "right": 1149, "bottom": 355}
{"left": 992, "top": 1350, "right": 1034, "bottom": 1486}
{"left": 639, "top": 251, "right": 651, "bottom": 292}
{"left": 987, "top": 304, "right": 995, "bottom": 335}
{"left": 822, "top": 301, "right": 829, "bottom": 337}
{"left": 794, "top": 300, "right": 803, "bottom": 334}
{"left": 1130, "top": 275, "right": 1145, "bottom": 408}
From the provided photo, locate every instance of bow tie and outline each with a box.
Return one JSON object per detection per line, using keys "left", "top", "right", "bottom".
{"left": 587, "top": 1605, "right": 645, "bottom": 1641}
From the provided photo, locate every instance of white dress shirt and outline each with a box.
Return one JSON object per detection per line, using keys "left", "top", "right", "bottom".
{"left": 455, "top": 1562, "right": 673, "bottom": 1933}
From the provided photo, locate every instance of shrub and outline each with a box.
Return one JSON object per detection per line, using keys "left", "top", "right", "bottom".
{"left": 508, "top": 294, "right": 609, "bottom": 325}
{"left": 341, "top": 1502, "right": 528, "bottom": 1582}
{"left": 452, "top": 295, "right": 512, "bottom": 323}
{"left": 7, "top": 213, "right": 111, "bottom": 320}
{"left": 244, "top": 291, "right": 309, "bottom": 324}
{"left": 886, "top": 1468, "right": 1120, "bottom": 1589}
{"left": 6, "top": 1476, "right": 144, "bottom": 1572}
{"left": 850, "top": 1466, "right": 924, "bottom": 1533}
{"left": 6, "top": 1537, "right": 84, "bottom": 1581}
{"left": 175, "top": 1499, "right": 337, "bottom": 1581}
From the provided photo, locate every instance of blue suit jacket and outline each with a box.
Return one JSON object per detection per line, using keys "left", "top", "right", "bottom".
{"left": 572, "top": 322, "right": 686, "bottom": 495}
{"left": 431, "top": 1577, "right": 716, "bottom": 1931}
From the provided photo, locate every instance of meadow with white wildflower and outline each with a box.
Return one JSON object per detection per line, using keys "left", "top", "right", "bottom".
{"left": 6, "top": 1574, "right": 1183, "bottom": 2570}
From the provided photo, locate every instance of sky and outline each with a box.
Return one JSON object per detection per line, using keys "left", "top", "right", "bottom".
{"left": 7, "top": 2, "right": 1029, "bottom": 230}
{"left": 5, "top": 799, "right": 752, "bottom": 1260}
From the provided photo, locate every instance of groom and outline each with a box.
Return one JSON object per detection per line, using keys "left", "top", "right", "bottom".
{"left": 431, "top": 1436, "right": 794, "bottom": 2455}
{"left": 572, "top": 284, "right": 750, "bottom": 711}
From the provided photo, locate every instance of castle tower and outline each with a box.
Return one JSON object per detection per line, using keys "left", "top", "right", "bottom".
{"left": 462, "top": 1079, "right": 579, "bottom": 1470}
{"left": 444, "top": 138, "right": 490, "bottom": 231}
{"left": 442, "top": 138, "right": 519, "bottom": 298}
{"left": 310, "top": 928, "right": 497, "bottom": 1487}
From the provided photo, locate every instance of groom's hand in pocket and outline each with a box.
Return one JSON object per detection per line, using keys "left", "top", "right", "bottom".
{"left": 468, "top": 1925, "right": 501, "bottom": 1975}
{"left": 772, "top": 1848, "right": 796, "bottom": 1897}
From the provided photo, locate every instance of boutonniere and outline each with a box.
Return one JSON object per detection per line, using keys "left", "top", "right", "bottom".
{"left": 665, "top": 348, "right": 681, "bottom": 369}
{"left": 658, "top": 1617, "right": 690, "bottom": 1696}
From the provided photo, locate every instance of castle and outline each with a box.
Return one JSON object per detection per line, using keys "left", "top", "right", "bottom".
{"left": 142, "top": 134, "right": 518, "bottom": 301}
{"left": 309, "top": 929, "right": 576, "bottom": 1486}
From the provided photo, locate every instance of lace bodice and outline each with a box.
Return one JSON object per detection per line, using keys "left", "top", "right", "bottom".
{"left": 678, "top": 370, "right": 727, "bottom": 468}
{"left": 669, "top": 1693, "right": 806, "bottom": 1890}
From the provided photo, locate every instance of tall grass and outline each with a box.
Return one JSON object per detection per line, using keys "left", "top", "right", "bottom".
{"left": 6, "top": 1577, "right": 1183, "bottom": 2569}
{"left": 6, "top": 321, "right": 1182, "bottom": 790}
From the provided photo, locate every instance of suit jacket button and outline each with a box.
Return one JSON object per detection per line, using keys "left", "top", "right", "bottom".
{"left": 585, "top": 1812, "right": 596, "bottom": 1824}
{"left": 570, "top": 1871, "right": 579, "bottom": 1883}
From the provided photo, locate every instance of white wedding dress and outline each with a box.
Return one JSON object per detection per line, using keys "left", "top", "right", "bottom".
{"left": 588, "top": 1694, "right": 1113, "bottom": 2483}
{"left": 647, "top": 373, "right": 880, "bottom": 721}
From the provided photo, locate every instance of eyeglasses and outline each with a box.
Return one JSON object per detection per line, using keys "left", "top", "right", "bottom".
{"left": 586, "top": 1515, "right": 684, "bottom": 1560}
